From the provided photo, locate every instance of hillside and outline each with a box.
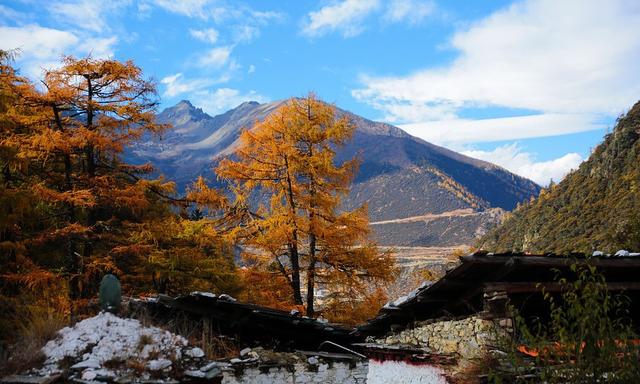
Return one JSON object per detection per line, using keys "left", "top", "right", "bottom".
{"left": 128, "top": 100, "right": 540, "bottom": 247}
{"left": 480, "top": 101, "right": 640, "bottom": 253}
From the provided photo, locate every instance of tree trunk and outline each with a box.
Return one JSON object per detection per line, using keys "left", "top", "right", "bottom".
{"left": 288, "top": 243, "right": 303, "bottom": 305}
{"left": 306, "top": 233, "right": 316, "bottom": 317}
{"left": 283, "top": 154, "right": 303, "bottom": 305}
{"left": 82, "top": 77, "right": 96, "bottom": 266}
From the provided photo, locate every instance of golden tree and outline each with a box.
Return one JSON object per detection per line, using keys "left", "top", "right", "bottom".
{"left": 0, "top": 54, "right": 240, "bottom": 332}
{"left": 216, "top": 94, "right": 395, "bottom": 317}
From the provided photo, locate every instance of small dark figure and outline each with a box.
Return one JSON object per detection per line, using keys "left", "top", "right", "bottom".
{"left": 99, "top": 274, "right": 121, "bottom": 313}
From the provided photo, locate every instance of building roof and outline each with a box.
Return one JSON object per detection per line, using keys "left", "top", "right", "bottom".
{"left": 357, "top": 251, "right": 640, "bottom": 336}
{"left": 134, "top": 291, "right": 362, "bottom": 351}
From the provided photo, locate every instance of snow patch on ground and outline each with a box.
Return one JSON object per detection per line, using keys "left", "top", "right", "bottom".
{"left": 39, "top": 312, "right": 194, "bottom": 378}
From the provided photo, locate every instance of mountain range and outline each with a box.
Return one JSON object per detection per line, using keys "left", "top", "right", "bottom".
{"left": 128, "top": 100, "right": 541, "bottom": 247}
{"left": 480, "top": 101, "right": 640, "bottom": 253}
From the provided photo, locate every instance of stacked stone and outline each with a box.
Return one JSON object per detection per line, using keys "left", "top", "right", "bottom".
{"left": 379, "top": 316, "right": 509, "bottom": 359}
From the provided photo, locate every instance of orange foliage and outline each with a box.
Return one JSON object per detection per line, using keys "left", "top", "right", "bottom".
{"left": 0, "top": 52, "right": 240, "bottom": 337}
{"left": 213, "top": 93, "right": 395, "bottom": 318}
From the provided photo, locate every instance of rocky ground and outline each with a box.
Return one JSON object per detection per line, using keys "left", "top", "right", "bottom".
{"left": 1, "top": 311, "right": 365, "bottom": 384}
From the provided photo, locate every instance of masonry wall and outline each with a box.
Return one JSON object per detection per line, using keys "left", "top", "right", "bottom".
{"left": 220, "top": 361, "right": 368, "bottom": 384}
{"left": 378, "top": 316, "right": 512, "bottom": 360}
{"left": 366, "top": 360, "right": 448, "bottom": 384}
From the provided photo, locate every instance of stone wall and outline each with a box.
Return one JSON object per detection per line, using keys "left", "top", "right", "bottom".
{"left": 378, "top": 316, "right": 511, "bottom": 360}
{"left": 220, "top": 361, "right": 368, "bottom": 384}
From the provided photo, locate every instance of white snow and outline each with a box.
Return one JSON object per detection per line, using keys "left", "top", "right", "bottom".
{"left": 192, "top": 291, "right": 216, "bottom": 298}
{"left": 148, "top": 358, "right": 172, "bottom": 371}
{"left": 218, "top": 293, "right": 237, "bottom": 302}
{"left": 615, "top": 250, "right": 630, "bottom": 257}
{"left": 40, "top": 312, "right": 188, "bottom": 376}
{"left": 187, "top": 347, "right": 205, "bottom": 358}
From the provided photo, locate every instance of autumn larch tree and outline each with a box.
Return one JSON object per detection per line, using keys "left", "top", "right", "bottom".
{"left": 0, "top": 54, "right": 240, "bottom": 334}
{"left": 215, "top": 94, "right": 395, "bottom": 317}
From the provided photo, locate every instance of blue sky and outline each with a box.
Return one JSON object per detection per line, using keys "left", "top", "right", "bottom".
{"left": 2, "top": 0, "right": 639, "bottom": 185}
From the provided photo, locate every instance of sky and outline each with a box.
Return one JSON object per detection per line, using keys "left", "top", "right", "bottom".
{"left": 1, "top": 0, "right": 639, "bottom": 185}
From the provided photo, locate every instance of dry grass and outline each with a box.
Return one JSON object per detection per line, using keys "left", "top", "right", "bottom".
{"left": 0, "top": 306, "right": 68, "bottom": 376}
{"left": 128, "top": 305, "right": 239, "bottom": 360}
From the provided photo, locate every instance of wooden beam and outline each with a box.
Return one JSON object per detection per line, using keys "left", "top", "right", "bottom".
{"left": 461, "top": 255, "right": 640, "bottom": 269}
{"left": 441, "top": 258, "right": 520, "bottom": 315}
{"left": 484, "top": 281, "right": 640, "bottom": 294}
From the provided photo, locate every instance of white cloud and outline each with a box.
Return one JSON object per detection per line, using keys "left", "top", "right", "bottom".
{"left": 0, "top": 5, "right": 30, "bottom": 23}
{"left": 399, "top": 113, "right": 604, "bottom": 145}
{"left": 151, "top": 0, "right": 218, "bottom": 19}
{"left": 463, "top": 143, "right": 583, "bottom": 185}
{"left": 160, "top": 72, "right": 230, "bottom": 97}
{"left": 48, "top": 0, "right": 130, "bottom": 32}
{"left": 0, "top": 24, "right": 119, "bottom": 79}
{"left": 78, "top": 36, "right": 118, "bottom": 58}
{"left": 384, "top": 0, "right": 435, "bottom": 24}
{"left": 193, "top": 88, "right": 268, "bottom": 115}
{"left": 0, "top": 25, "right": 78, "bottom": 78}
{"left": 353, "top": 0, "right": 640, "bottom": 141}
{"left": 150, "top": 0, "right": 283, "bottom": 25}
{"left": 197, "top": 46, "right": 233, "bottom": 68}
{"left": 302, "top": 0, "right": 380, "bottom": 37}
{"left": 233, "top": 25, "right": 260, "bottom": 43}
{"left": 189, "top": 28, "right": 219, "bottom": 44}
{"left": 0, "top": 25, "right": 78, "bottom": 60}
{"left": 247, "top": 64, "right": 256, "bottom": 74}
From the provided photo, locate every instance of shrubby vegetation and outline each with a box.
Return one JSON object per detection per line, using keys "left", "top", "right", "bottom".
{"left": 490, "top": 262, "right": 640, "bottom": 383}
{"left": 480, "top": 101, "right": 640, "bottom": 253}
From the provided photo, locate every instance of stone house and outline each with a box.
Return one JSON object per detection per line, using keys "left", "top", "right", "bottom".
{"left": 355, "top": 251, "right": 640, "bottom": 382}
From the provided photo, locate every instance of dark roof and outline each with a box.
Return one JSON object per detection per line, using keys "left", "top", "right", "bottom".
{"left": 134, "top": 292, "right": 362, "bottom": 351}
{"left": 357, "top": 251, "right": 640, "bottom": 336}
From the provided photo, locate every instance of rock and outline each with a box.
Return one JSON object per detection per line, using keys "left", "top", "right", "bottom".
{"left": 239, "top": 347, "right": 252, "bottom": 357}
{"left": 187, "top": 347, "right": 205, "bottom": 358}
{"left": 147, "top": 358, "right": 172, "bottom": 371}
{"left": 81, "top": 370, "right": 97, "bottom": 381}
{"left": 203, "top": 368, "right": 222, "bottom": 379}
{"left": 498, "top": 318, "right": 513, "bottom": 328}
{"left": 71, "top": 359, "right": 101, "bottom": 370}
{"left": 199, "top": 362, "right": 228, "bottom": 372}
{"left": 229, "top": 358, "right": 242, "bottom": 364}
{"left": 307, "top": 356, "right": 319, "bottom": 365}
{"left": 0, "top": 375, "right": 62, "bottom": 384}
{"left": 99, "top": 274, "right": 121, "bottom": 313}
{"left": 183, "top": 370, "right": 205, "bottom": 378}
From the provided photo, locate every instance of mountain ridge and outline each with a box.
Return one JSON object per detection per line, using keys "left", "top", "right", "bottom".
{"left": 128, "top": 99, "right": 541, "bottom": 247}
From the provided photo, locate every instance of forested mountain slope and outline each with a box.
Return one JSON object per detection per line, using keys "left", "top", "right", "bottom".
{"left": 480, "top": 101, "right": 640, "bottom": 253}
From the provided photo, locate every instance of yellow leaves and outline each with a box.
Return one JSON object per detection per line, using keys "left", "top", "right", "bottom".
{"left": 32, "top": 183, "right": 96, "bottom": 207}
{"left": 186, "top": 176, "right": 227, "bottom": 210}
{"left": 208, "top": 92, "right": 395, "bottom": 314}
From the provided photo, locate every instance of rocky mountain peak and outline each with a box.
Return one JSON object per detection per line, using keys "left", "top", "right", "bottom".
{"left": 128, "top": 98, "right": 541, "bottom": 248}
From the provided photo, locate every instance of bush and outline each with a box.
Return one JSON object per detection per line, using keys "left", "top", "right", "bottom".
{"left": 490, "top": 261, "right": 640, "bottom": 383}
